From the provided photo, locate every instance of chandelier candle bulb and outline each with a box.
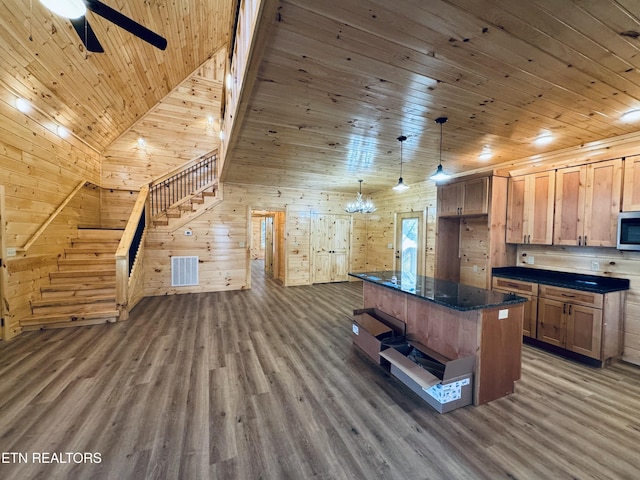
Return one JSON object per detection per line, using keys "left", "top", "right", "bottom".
{"left": 345, "top": 179, "right": 376, "bottom": 213}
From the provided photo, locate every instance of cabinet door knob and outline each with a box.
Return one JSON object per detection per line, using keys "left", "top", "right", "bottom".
{"left": 569, "top": 304, "right": 572, "bottom": 314}
{"left": 523, "top": 234, "right": 527, "bottom": 244}
{"left": 563, "top": 303, "right": 566, "bottom": 314}
{"left": 578, "top": 236, "right": 582, "bottom": 246}
{"left": 528, "top": 234, "right": 531, "bottom": 244}
{"left": 584, "top": 236, "right": 587, "bottom": 246}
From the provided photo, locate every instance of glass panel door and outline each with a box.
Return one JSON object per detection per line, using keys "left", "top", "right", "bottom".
{"left": 395, "top": 212, "right": 425, "bottom": 283}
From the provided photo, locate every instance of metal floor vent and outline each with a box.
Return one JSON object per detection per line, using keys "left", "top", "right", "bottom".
{"left": 171, "top": 256, "right": 199, "bottom": 287}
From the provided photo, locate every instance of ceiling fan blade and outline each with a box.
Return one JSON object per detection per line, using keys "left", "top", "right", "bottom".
{"left": 84, "top": 0, "right": 167, "bottom": 51}
{"left": 70, "top": 16, "right": 104, "bottom": 53}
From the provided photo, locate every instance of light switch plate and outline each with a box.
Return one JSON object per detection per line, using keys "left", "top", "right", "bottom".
{"left": 527, "top": 256, "right": 535, "bottom": 265}
{"left": 498, "top": 309, "right": 509, "bottom": 320}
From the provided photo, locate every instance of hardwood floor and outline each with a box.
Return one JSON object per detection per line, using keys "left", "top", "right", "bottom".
{"left": 1, "top": 260, "right": 639, "bottom": 479}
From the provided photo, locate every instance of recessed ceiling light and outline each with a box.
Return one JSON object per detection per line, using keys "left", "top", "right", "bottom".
{"left": 621, "top": 109, "right": 640, "bottom": 123}
{"left": 57, "top": 125, "right": 69, "bottom": 138}
{"left": 15, "top": 97, "right": 31, "bottom": 114}
{"left": 40, "top": 0, "right": 87, "bottom": 18}
{"left": 137, "top": 137, "right": 146, "bottom": 147}
{"left": 478, "top": 147, "right": 492, "bottom": 161}
{"left": 534, "top": 133, "right": 553, "bottom": 146}
{"left": 39, "top": 0, "right": 86, "bottom": 19}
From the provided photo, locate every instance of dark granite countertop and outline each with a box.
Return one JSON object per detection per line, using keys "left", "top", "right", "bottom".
{"left": 492, "top": 267, "right": 630, "bottom": 293}
{"left": 349, "top": 271, "right": 527, "bottom": 312}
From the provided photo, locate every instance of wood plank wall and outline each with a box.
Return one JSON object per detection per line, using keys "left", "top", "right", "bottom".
{"left": 143, "top": 183, "right": 357, "bottom": 295}
{"left": 364, "top": 181, "right": 438, "bottom": 276}
{"left": 0, "top": 86, "right": 103, "bottom": 338}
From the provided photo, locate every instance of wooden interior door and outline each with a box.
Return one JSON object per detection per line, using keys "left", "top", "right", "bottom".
{"left": 312, "top": 214, "right": 351, "bottom": 283}
{"left": 331, "top": 215, "right": 351, "bottom": 282}
{"left": 264, "top": 216, "right": 274, "bottom": 276}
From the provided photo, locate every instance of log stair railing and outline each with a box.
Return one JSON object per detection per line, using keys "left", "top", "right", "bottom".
{"left": 22, "top": 228, "right": 122, "bottom": 331}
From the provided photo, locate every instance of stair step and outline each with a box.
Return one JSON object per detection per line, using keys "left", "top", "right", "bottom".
{"left": 57, "top": 258, "right": 115, "bottom": 270}
{"left": 32, "top": 294, "right": 115, "bottom": 309}
{"left": 76, "top": 229, "right": 124, "bottom": 241}
{"left": 50, "top": 269, "right": 116, "bottom": 283}
{"left": 179, "top": 203, "right": 194, "bottom": 211}
{"left": 166, "top": 209, "right": 181, "bottom": 218}
{"left": 41, "top": 282, "right": 116, "bottom": 298}
{"left": 191, "top": 195, "right": 204, "bottom": 204}
{"left": 153, "top": 216, "right": 169, "bottom": 226}
{"left": 72, "top": 239, "right": 120, "bottom": 249}
{"left": 64, "top": 247, "right": 117, "bottom": 258}
{"left": 21, "top": 310, "right": 119, "bottom": 331}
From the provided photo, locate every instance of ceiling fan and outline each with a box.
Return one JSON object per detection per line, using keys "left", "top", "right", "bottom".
{"left": 39, "top": 0, "right": 167, "bottom": 53}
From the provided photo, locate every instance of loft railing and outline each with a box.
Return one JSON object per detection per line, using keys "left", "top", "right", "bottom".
{"left": 149, "top": 152, "right": 218, "bottom": 217}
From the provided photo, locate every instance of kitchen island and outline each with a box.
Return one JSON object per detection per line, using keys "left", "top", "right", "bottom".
{"left": 350, "top": 271, "right": 527, "bottom": 405}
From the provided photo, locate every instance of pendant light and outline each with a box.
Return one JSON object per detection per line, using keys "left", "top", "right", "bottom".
{"left": 344, "top": 180, "right": 376, "bottom": 213}
{"left": 430, "top": 117, "right": 450, "bottom": 182}
{"left": 393, "top": 135, "right": 409, "bottom": 191}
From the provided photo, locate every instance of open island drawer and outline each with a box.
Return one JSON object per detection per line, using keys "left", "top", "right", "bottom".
{"left": 380, "top": 341, "right": 475, "bottom": 414}
{"left": 352, "top": 308, "right": 405, "bottom": 365}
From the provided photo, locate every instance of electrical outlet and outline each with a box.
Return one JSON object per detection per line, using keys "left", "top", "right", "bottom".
{"left": 473, "top": 264, "right": 478, "bottom": 272}
{"left": 6, "top": 247, "right": 16, "bottom": 257}
{"left": 590, "top": 261, "right": 599, "bottom": 271}
{"left": 527, "top": 256, "right": 534, "bottom": 265}
{"left": 388, "top": 243, "right": 393, "bottom": 249}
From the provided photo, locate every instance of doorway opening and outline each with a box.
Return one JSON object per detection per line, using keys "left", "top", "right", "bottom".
{"left": 251, "top": 209, "right": 285, "bottom": 283}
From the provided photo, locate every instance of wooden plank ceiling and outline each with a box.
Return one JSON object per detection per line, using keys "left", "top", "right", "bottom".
{"left": 223, "top": 0, "right": 640, "bottom": 193}
{"left": 0, "top": 0, "right": 233, "bottom": 153}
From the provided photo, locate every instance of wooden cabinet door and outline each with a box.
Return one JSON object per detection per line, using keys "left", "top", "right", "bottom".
{"left": 583, "top": 159, "right": 622, "bottom": 247}
{"left": 537, "top": 297, "right": 565, "bottom": 347}
{"left": 528, "top": 171, "right": 555, "bottom": 245}
{"left": 462, "top": 177, "right": 489, "bottom": 215}
{"left": 494, "top": 287, "right": 537, "bottom": 338}
{"left": 506, "top": 176, "right": 526, "bottom": 243}
{"left": 507, "top": 172, "right": 554, "bottom": 244}
{"left": 437, "top": 182, "right": 463, "bottom": 217}
{"left": 623, "top": 156, "right": 640, "bottom": 211}
{"left": 565, "top": 304, "right": 602, "bottom": 359}
{"left": 554, "top": 166, "right": 586, "bottom": 245}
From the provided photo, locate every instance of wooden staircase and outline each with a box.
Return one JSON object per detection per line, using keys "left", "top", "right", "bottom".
{"left": 21, "top": 229, "right": 122, "bottom": 331}
{"left": 151, "top": 183, "right": 220, "bottom": 229}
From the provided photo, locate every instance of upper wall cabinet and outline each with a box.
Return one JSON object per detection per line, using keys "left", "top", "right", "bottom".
{"left": 506, "top": 171, "right": 555, "bottom": 245}
{"left": 623, "top": 157, "right": 640, "bottom": 211}
{"left": 554, "top": 159, "right": 623, "bottom": 247}
{"left": 437, "top": 177, "right": 488, "bottom": 217}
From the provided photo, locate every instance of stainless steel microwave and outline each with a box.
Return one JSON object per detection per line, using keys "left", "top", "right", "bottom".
{"left": 618, "top": 212, "right": 640, "bottom": 251}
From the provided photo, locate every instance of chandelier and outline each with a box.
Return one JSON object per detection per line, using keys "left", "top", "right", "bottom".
{"left": 344, "top": 180, "right": 376, "bottom": 214}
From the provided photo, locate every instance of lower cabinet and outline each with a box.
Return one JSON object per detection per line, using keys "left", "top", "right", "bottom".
{"left": 494, "top": 277, "right": 624, "bottom": 364}
{"left": 492, "top": 277, "right": 538, "bottom": 338}
{"left": 537, "top": 285, "right": 614, "bottom": 362}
